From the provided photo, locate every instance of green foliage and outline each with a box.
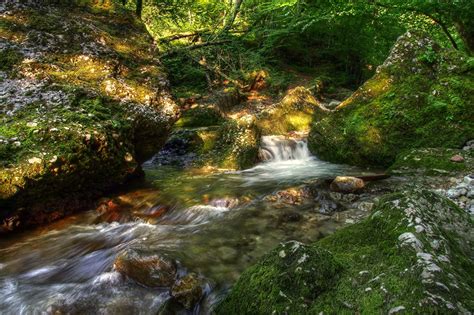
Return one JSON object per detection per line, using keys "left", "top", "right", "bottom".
{"left": 308, "top": 33, "right": 474, "bottom": 167}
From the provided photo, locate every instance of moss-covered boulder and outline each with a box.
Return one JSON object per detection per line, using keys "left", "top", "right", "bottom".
{"left": 217, "top": 190, "right": 474, "bottom": 313}
{"left": 216, "top": 241, "right": 343, "bottom": 314}
{"left": 0, "top": 0, "right": 178, "bottom": 232}
{"left": 308, "top": 31, "right": 474, "bottom": 167}
{"left": 174, "top": 106, "right": 223, "bottom": 129}
{"left": 389, "top": 147, "right": 474, "bottom": 176}
{"left": 258, "top": 87, "right": 328, "bottom": 135}
{"left": 199, "top": 115, "right": 261, "bottom": 170}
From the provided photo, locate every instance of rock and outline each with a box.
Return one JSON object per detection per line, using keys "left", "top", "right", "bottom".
{"left": 114, "top": 249, "right": 177, "bottom": 287}
{"left": 0, "top": 1, "right": 179, "bottom": 233}
{"left": 170, "top": 273, "right": 204, "bottom": 310}
{"left": 317, "top": 201, "right": 339, "bottom": 214}
{"left": 450, "top": 155, "right": 464, "bottom": 163}
{"left": 358, "top": 201, "right": 375, "bottom": 212}
{"left": 330, "top": 176, "right": 365, "bottom": 193}
{"left": 257, "top": 86, "right": 328, "bottom": 135}
{"left": 267, "top": 187, "right": 311, "bottom": 205}
{"left": 308, "top": 31, "right": 474, "bottom": 167}
{"left": 446, "top": 188, "right": 462, "bottom": 199}
{"left": 388, "top": 306, "right": 406, "bottom": 314}
{"left": 463, "top": 140, "right": 474, "bottom": 151}
{"left": 463, "top": 175, "right": 474, "bottom": 186}
{"left": 95, "top": 199, "right": 133, "bottom": 223}
{"left": 209, "top": 197, "right": 239, "bottom": 208}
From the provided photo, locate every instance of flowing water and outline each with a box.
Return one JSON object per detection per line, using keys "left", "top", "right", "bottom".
{"left": 0, "top": 136, "right": 377, "bottom": 314}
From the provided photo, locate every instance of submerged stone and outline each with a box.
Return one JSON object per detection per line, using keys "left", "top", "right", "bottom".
{"left": 114, "top": 249, "right": 177, "bottom": 288}
{"left": 170, "top": 273, "right": 204, "bottom": 310}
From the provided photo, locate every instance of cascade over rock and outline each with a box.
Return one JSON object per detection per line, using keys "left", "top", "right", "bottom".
{"left": 259, "top": 136, "right": 311, "bottom": 162}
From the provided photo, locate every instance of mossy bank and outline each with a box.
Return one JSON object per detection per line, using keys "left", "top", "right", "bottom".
{"left": 217, "top": 189, "right": 474, "bottom": 314}
{"left": 308, "top": 31, "right": 474, "bottom": 167}
{"left": 0, "top": 0, "right": 179, "bottom": 233}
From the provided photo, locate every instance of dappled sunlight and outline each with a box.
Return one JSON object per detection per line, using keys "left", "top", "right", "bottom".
{"left": 337, "top": 73, "right": 392, "bottom": 110}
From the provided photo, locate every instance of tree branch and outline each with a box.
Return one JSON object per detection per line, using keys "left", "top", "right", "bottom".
{"left": 373, "top": 1, "right": 458, "bottom": 50}
{"left": 161, "top": 40, "right": 232, "bottom": 58}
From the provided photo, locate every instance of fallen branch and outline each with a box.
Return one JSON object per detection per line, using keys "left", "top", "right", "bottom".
{"left": 159, "top": 30, "right": 210, "bottom": 43}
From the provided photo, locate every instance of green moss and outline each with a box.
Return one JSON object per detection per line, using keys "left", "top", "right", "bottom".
{"left": 0, "top": 92, "right": 138, "bottom": 205}
{"left": 196, "top": 118, "right": 260, "bottom": 170}
{"left": 258, "top": 87, "right": 325, "bottom": 135}
{"left": 389, "top": 148, "right": 473, "bottom": 175}
{"left": 308, "top": 32, "right": 474, "bottom": 167}
{"left": 0, "top": 48, "right": 23, "bottom": 72}
{"left": 216, "top": 242, "right": 343, "bottom": 315}
{"left": 217, "top": 190, "right": 474, "bottom": 314}
{"left": 174, "top": 107, "right": 223, "bottom": 129}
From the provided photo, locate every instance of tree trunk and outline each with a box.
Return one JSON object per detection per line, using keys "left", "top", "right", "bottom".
{"left": 136, "top": 0, "right": 143, "bottom": 18}
{"left": 455, "top": 21, "right": 474, "bottom": 54}
{"left": 223, "top": 0, "right": 243, "bottom": 31}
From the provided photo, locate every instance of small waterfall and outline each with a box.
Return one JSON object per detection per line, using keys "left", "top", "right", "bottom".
{"left": 259, "top": 136, "right": 311, "bottom": 162}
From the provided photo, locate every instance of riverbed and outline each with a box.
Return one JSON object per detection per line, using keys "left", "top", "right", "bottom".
{"left": 0, "top": 136, "right": 378, "bottom": 314}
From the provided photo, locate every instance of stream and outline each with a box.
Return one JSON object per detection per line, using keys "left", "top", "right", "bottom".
{"left": 0, "top": 136, "right": 377, "bottom": 314}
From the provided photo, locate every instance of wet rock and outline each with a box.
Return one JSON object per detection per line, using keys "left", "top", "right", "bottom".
{"left": 266, "top": 187, "right": 311, "bottom": 205}
{"left": 329, "top": 192, "right": 359, "bottom": 203}
{"left": 170, "top": 273, "right": 204, "bottom": 310}
{"left": 114, "top": 249, "right": 177, "bottom": 287}
{"left": 357, "top": 201, "right": 375, "bottom": 212}
{"left": 95, "top": 199, "right": 133, "bottom": 223}
{"left": 330, "top": 176, "right": 365, "bottom": 193}
{"left": 315, "top": 199, "right": 338, "bottom": 214}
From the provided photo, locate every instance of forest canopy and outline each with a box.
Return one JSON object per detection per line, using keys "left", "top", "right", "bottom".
{"left": 114, "top": 0, "right": 474, "bottom": 97}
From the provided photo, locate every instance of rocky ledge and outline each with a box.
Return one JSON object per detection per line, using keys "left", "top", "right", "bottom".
{"left": 216, "top": 189, "right": 474, "bottom": 314}
{"left": 308, "top": 31, "right": 474, "bottom": 167}
{"left": 0, "top": 0, "right": 179, "bottom": 233}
